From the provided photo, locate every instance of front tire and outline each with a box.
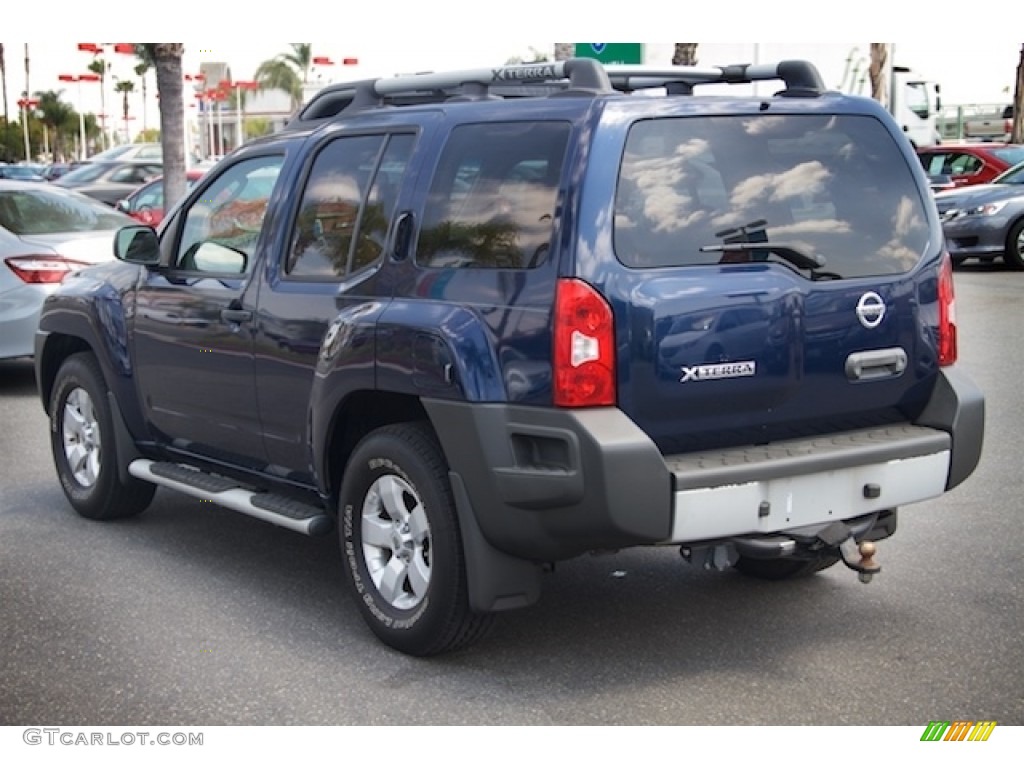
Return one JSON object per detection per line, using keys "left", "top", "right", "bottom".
{"left": 49, "top": 352, "right": 156, "bottom": 520}
{"left": 338, "top": 423, "right": 493, "bottom": 656}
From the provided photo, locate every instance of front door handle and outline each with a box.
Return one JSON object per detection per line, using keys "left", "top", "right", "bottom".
{"left": 220, "top": 308, "right": 252, "bottom": 325}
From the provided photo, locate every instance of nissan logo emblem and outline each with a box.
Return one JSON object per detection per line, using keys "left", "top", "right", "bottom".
{"left": 856, "top": 292, "right": 886, "bottom": 329}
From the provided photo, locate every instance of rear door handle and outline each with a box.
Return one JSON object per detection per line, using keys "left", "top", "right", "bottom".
{"left": 220, "top": 308, "right": 252, "bottom": 324}
{"left": 845, "top": 347, "right": 907, "bottom": 381}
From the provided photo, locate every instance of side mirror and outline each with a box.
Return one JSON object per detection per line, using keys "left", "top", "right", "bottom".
{"left": 114, "top": 225, "right": 160, "bottom": 265}
{"left": 115, "top": 199, "right": 130, "bottom": 213}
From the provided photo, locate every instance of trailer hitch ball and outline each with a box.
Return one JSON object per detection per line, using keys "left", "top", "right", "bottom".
{"left": 857, "top": 541, "right": 878, "bottom": 584}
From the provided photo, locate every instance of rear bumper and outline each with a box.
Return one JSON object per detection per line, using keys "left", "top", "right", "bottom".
{"left": 0, "top": 283, "right": 53, "bottom": 360}
{"left": 423, "top": 366, "right": 984, "bottom": 562}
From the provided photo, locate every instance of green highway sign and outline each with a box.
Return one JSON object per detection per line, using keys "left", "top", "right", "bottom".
{"left": 573, "top": 43, "right": 644, "bottom": 65}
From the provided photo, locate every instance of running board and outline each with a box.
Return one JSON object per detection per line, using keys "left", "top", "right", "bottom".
{"left": 128, "top": 459, "right": 333, "bottom": 536}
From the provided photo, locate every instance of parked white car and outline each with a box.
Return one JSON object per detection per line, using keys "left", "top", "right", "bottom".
{"left": 0, "top": 181, "right": 134, "bottom": 360}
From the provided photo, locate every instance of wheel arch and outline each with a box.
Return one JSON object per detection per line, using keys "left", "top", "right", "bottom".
{"left": 1003, "top": 214, "right": 1024, "bottom": 269}
{"left": 36, "top": 332, "right": 94, "bottom": 416}
{"left": 318, "top": 390, "right": 430, "bottom": 505}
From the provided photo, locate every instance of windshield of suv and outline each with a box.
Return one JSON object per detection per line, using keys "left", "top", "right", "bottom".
{"left": 614, "top": 114, "right": 931, "bottom": 279}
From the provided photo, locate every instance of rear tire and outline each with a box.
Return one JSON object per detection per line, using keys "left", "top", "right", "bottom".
{"left": 338, "top": 422, "right": 493, "bottom": 656}
{"left": 734, "top": 554, "right": 840, "bottom": 581}
{"left": 49, "top": 352, "right": 156, "bottom": 520}
{"left": 1004, "top": 219, "right": 1024, "bottom": 270}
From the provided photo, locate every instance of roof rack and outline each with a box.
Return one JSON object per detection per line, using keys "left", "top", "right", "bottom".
{"left": 605, "top": 60, "right": 826, "bottom": 96}
{"left": 288, "top": 58, "right": 826, "bottom": 129}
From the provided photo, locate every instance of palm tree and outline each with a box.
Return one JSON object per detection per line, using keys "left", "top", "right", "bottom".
{"left": 672, "top": 44, "right": 699, "bottom": 66}
{"left": 114, "top": 79, "right": 135, "bottom": 143}
{"left": 553, "top": 44, "right": 575, "bottom": 61}
{"left": 87, "top": 57, "right": 111, "bottom": 149}
{"left": 869, "top": 43, "right": 888, "bottom": 106}
{"left": 33, "top": 90, "right": 76, "bottom": 161}
{"left": 141, "top": 43, "right": 187, "bottom": 211}
{"left": 83, "top": 113, "right": 100, "bottom": 154}
{"left": 1, "top": 44, "right": 8, "bottom": 124}
{"left": 255, "top": 43, "right": 312, "bottom": 111}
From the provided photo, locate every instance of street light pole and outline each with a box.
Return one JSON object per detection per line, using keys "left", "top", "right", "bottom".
{"left": 22, "top": 44, "right": 31, "bottom": 161}
{"left": 216, "top": 92, "right": 225, "bottom": 156}
{"left": 76, "top": 79, "right": 86, "bottom": 158}
{"left": 184, "top": 73, "right": 205, "bottom": 165}
{"left": 230, "top": 80, "right": 257, "bottom": 150}
{"left": 235, "top": 84, "right": 242, "bottom": 149}
{"left": 20, "top": 97, "right": 31, "bottom": 162}
{"left": 59, "top": 73, "right": 98, "bottom": 160}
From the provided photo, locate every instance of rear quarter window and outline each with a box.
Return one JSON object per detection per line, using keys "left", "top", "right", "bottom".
{"left": 614, "top": 114, "right": 930, "bottom": 278}
{"left": 416, "top": 121, "right": 570, "bottom": 270}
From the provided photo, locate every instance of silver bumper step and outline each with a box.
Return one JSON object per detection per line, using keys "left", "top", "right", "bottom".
{"left": 128, "top": 459, "right": 333, "bottom": 536}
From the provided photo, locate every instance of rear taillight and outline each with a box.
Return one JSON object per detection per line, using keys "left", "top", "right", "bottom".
{"left": 4, "top": 255, "right": 88, "bottom": 284}
{"left": 938, "top": 252, "right": 957, "bottom": 366}
{"left": 553, "top": 278, "right": 616, "bottom": 407}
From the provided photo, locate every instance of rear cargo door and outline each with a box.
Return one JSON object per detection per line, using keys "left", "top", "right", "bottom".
{"left": 586, "top": 110, "right": 943, "bottom": 453}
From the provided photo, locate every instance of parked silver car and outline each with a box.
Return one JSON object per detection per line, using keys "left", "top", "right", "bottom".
{"left": 0, "top": 181, "right": 133, "bottom": 360}
{"left": 934, "top": 160, "right": 1024, "bottom": 269}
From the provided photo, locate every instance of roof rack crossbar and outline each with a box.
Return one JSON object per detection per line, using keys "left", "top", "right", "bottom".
{"left": 605, "top": 60, "right": 825, "bottom": 96}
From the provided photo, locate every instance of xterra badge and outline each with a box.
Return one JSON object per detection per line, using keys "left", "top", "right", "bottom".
{"left": 680, "top": 361, "right": 756, "bottom": 382}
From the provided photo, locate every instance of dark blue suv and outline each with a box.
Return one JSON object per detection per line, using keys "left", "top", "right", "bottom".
{"left": 35, "top": 59, "right": 985, "bottom": 656}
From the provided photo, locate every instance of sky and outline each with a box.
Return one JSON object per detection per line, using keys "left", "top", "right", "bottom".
{"left": 2, "top": 3, "right": 1021, "bottom": 133}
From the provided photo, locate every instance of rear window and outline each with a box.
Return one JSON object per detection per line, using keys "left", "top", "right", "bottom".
{"left": 614, "top": 114, "right": 930, "bottom": 278}
{"left": 0, "top": 188, "right": 130, "bottom": 234}
{"left": 990, "top": 146, "right": 1024, "bottom": 167}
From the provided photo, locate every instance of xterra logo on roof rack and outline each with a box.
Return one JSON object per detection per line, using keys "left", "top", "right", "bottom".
{"left": 491, "top": 65, "right": 559, "bottom": 81}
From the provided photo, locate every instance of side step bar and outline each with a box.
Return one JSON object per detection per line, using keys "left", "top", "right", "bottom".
{"left": 128, "top": 459, "right": 333, "bottom": 536}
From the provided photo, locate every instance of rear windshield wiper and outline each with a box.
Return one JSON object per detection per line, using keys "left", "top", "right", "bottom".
{"left": 699, "top": 242, "right": 827, "bottom": 271}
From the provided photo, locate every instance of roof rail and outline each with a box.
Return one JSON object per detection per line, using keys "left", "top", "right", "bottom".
{"left": 288, "top": 59, "right": 612, "bottom": 128}
{"left": 374, "top": 58, "right": 612, "bottom": 96}
{"left": 288, "top": 58, "right": 826, "bottom": 129}
{"left": 606, "top": 60, "right": 826, "bottom": 97}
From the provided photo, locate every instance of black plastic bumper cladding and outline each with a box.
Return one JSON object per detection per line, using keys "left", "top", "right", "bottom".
{"left": 915, "top": 366, "right": 986, "bottom": 491}
{"left": 422, "top": 400, "right": 673, "bottom": 562}
{"left": 423, "top": 367, "right": 982, "bottom": 562}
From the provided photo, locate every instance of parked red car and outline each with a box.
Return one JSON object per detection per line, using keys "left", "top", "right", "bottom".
{"left": 115, "top": 169, "right": 206, "bottom": 226}
{"left": 916, "top": 143, "right": 1024, "bottom": 188}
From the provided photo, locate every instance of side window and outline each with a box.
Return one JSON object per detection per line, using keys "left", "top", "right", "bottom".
{"left": 416, "top": 121, "right": 570, "bottom": 269}
{"left": 133, "top": 182, "right": 163, "bottom": 210}
{"left": 175, "top": 155, "right": 283, "bottom": 272}
{"left": 109, "top": 166, "right": 138, "bottom": 183}
{"left": 287, "top": 134, "right": 414, "bottom": 279}
{"left": 112, "top": 165, "right": 158, "bottom": 183}
{"left": 920, "top": 154, "right": 945, "bottom": 175}
{"left": 949, "top": 154, "right": 982, "bottom": 175}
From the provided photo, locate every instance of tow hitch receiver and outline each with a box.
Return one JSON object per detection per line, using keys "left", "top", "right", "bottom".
{"left": 817, "top": 521, "right": 881, "bottom": 583}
